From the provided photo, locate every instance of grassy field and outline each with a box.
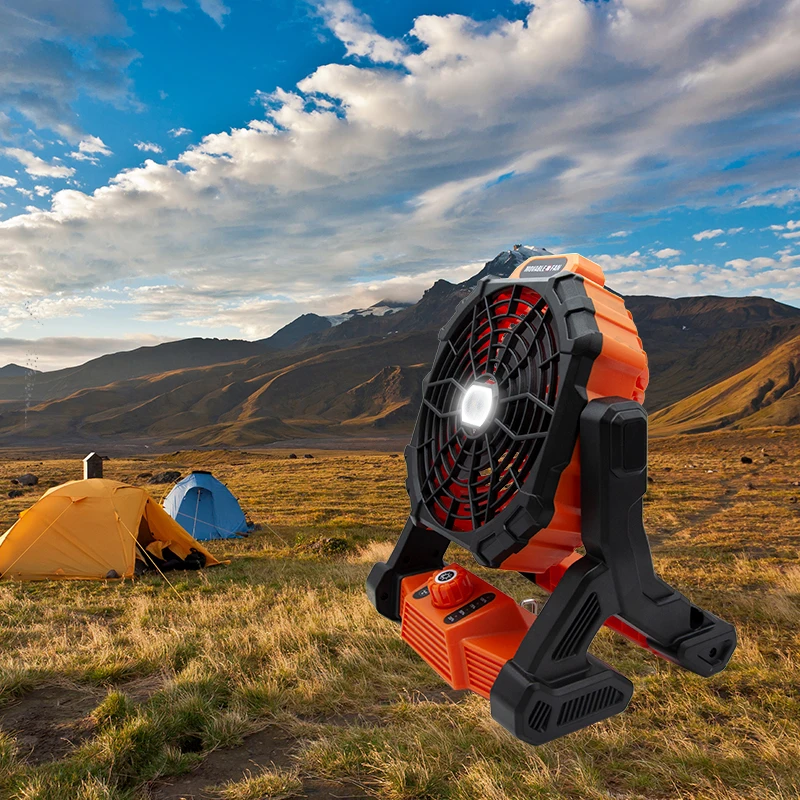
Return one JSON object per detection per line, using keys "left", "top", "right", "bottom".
{"left": 0, "top": 431, "right": 799, "bottom": 800}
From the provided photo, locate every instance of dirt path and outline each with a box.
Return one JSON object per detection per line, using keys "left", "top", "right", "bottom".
{"left": 149, "top": 725, "right": 369, "bottom": 799}
{"left": 0, "top": 684, "right": 100, "bottom": 764}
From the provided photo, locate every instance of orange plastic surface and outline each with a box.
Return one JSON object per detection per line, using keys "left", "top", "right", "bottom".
{"left": 428, "top": 567, "right": 475, "bottom": 608}
{"left": 400, "top": 566, "right": 535, "bottom": 698}
{"left": 501, "top": 254, "right": 649, "bottom": 575}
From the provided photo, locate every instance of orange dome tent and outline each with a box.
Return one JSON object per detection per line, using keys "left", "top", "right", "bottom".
{"left": 0, "top": 479, "right": 221, "bottom": 581}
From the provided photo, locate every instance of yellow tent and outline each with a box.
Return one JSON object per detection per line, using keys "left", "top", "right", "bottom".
{"left": 0, "top": 479, "right": 221, "bottom": 581}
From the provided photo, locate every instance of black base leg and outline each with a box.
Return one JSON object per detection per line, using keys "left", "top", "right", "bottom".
{"left": 579, "top": 399, "right": 736, "bottom": 676}
{"left": 366, "top": 518, "right": 449, "bottom": 621}
{"left": 490, "top": 399, "right": 736, "bottom": 743}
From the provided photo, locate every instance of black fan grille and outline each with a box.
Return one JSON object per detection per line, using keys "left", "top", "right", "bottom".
{"left": 417, "top": 285, "right": 559, "bottom": 533}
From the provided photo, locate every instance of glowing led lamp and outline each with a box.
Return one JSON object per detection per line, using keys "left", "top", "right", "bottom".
{"left": 460, "top": 383, "right": 496, "bottom": 428}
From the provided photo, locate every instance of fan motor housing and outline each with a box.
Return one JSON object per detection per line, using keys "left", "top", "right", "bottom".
{"left": 406, "top": 254, "right": 648, "bottom": 571}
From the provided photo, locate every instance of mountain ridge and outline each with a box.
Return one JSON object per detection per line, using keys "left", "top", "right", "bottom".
{"left": 1, "top": 247, "right": 799, "bottom": 446}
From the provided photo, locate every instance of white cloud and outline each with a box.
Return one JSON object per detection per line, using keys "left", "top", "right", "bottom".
{"left": 143, "top": 0, "right": 230, "bottom": 28}
{"left": 316, "top": 0, "right": 406, "bottom": 63}
{"left": 69, "top": 151, "right": 99, "bottom": 163}
{"left": 654, "top": 248, "right": 682, "bottom": 258}
{"left": 68, "top": 135, "right": 113, "bottom": 163}
{"left": 727, "top": 227, "right": 744, "bottom": 234}
{"left": 78, "top": 135, "right": 112, "bottom": 156}
{"left": 33, "top": 185, "right": 51, "bottom": 197}
{"left": 0, "top": 175, "right": 17, "bottom": 188}
{"left": 592, "top": 252, "right": 644, "bottom": 271}
{"left": 714, "top": 241, "right": 728, "bottom": 247}
{"left": 0, "top": 202, "right": 6, "bottom": 209}
{"left": 15, "top": 188, "right": 32, "bottom": 198}
{"left": 0, "top": 294, "right": 118, "bottom": 333}
{"left": 134, "top": 141, "right": 163, "bottom": 153}
{"left": 2, "top": 148, "right": 75, "bottom": 178}
{"left": 609, "top": 230, "right": 631, "bottom": 238}
{"left": 198, "top": 0, "right": 230, "bottom": 27}
{"left": 765, "top": 219, "right": 800, "bottom": 234}
{"left": 693, "top": 228, "right": 725, "bottom": 241}
{"left": 740, "top": 188, "right": 800, "bottom": 208}
{"left": 168, "top": 127, "right": 192, "bottom": 137}
{"left": 614, "top": 252, "right": 800, "bottom": 300}
{"left": 2, "top": 0, "right": 800, "bottom": 337}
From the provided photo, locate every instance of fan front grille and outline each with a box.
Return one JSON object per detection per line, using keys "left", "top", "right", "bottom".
{"left": 417, "top": 285, "right": 559, "bottom": 534}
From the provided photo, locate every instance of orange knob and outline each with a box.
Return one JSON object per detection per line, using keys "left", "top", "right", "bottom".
{"left": 428, "top": 566, "right": 474, "bottom": 609}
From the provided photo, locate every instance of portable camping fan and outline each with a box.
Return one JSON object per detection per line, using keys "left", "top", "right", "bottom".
{"left": 367, "top": 253, "right": 736, "bottom": 745}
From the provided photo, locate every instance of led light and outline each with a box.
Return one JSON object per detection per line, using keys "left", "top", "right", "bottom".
{"left": 460, "top": 383, "right": 496, "bottom": 428}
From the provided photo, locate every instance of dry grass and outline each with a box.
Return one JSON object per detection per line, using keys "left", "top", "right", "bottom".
{"left": 214, "top": 766, "right": 302, "bottom": 800}
{"left": 0, "top": 430, "right": 798, "bottom": 799}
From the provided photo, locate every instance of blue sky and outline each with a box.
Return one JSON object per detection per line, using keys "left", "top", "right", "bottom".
{"left": 1, "top": 0, "right": 799, "bottom": 370}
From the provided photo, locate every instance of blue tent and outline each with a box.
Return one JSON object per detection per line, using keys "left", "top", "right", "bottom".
{"left": 163, "top": 471, "right": 249, "bottom": 540}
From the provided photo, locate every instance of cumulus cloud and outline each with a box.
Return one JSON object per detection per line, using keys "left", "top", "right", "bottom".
{"left": 613, "top": 251, "right": 800, "bottom": 302}
{"left": 316, "top": 0, "right": 406, "bottom": 63}
{"left": 693, "top": 229, "right": 725, "bottom": 241}
{"left": 78, "top": 135, "right": 112, "bottom": 156}
{"left": 765, "top": 219, "right": 800, "bottom": 237}
{"left": 2, "top": 0, "right": 800, "bottom": 337}
{"left": 3, "top": 147, "right": 75, "bottom": 178}
{"left": 134, "top": 141, "right": 163, "bottom": 153}
{"left": 654, "top": 248, "right": 682, "bottom": 259}
{"left": 0, "top": 175, "right": 16, "bottom": 188}
{"left": 609, "top": 230, "right": 631, "bottom": 238}
{"left": 169, "top": 127, "right": 192, "bottom": 137}
{"left": 69, "top": 135, "right": 113, "bottom": 163}
{"left": 592, "top": 252, "right": 644, "bottom": 271}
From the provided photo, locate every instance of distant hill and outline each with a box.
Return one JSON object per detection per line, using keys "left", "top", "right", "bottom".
{"left": 0, "top": 332, "right": 433, "bottom": 446}
{"left": 258, "top": 314, "right": 331, "bottom": 349}
{"left": 650, "top": 331, "right": 800, "bottom": 434}
{"left": 627, "top": 296, "right": 800, "bottom": 410}
{"left": 0, "top": 363, "right": 39, "bottom": 378}
{"left": 0, "top": 338, "right": 270, "bottom": 403}
{"left": 1, "top": 247, "right": 799, "bottom": 446}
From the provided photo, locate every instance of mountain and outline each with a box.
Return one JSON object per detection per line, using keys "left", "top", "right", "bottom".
{"left": 625, "top": 296, "right": 800, "bottom": 410}
{"left": 326, "top": 300, "right": 413, "bottom": 326}
{"left": 461, "top": 245, "right": 550, "bottom": 287}
{"left": 0, "top": 338, "right": 271, "bottom": 403}
{"left": 0, "top": 363, "right": 39, "bottom": 378}
{"left": 0, "top": 332, "right": 433, "bottom": 446}
{"left": 1, "top": 247, "right": 799, "bottom": 447}
{"left": 294, "top": 246, "right": 550, "bottom": 349}
{"left": 650, "top": 331, "right": 800, "bottom": 435}
{"left": 0, "top": 247, "right": 546, "bottom": 405}
{"left": 259, "top": 313, "right": 331, "bottom": 349}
